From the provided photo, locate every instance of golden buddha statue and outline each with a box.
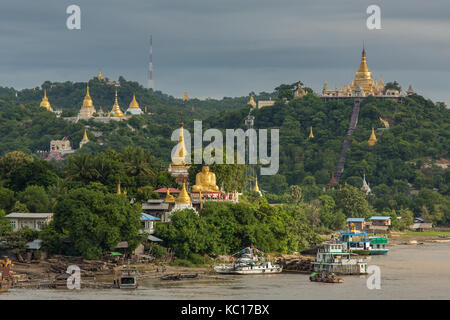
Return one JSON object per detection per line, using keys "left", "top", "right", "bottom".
{"left": 192, "top": 166, "right": 219, "bottom": 192}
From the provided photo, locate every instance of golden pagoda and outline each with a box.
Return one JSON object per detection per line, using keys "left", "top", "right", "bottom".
{"left": 126, "top": 93, "right": 143, "bottom": 115}
{"left": 98, "top": 70, "right": 103, "bottom": 81}
{"left": 248, "top": 94, "right": 257, "bottom": 108}
{"left": 351, "top": 47, "right": 378, "bottom": 95}
{"left": 368, "top": 128, "right": 377, "bottom": 147}
{"left": 165, "top": 188, "right": 175, "bottom": 203}
{"left": 117, "top": 180, "right": 121, "bottom": 194}
{"left": 79, "top": 129, "right": 89, "bottom": 148}
{"left": 183, "top": 91, "right": 189, "bottom": 101}
{"left": 308, "top": 126, "right": 314, "bottom": 139}
{"left": 171, "top": 121, "right": 189, "bottom": 166}
{"left": 40, "top": 90, "right": 52, "bottom": 111}
{"left": 78, "top": 84, "right": 96, "bottom": 118}
{"left": 176, "top": 183, "right": 192, "bottom": 204}
{"left": 253, "top": 177, "right": 260, "bottom": 193}
{"left": 111, "top": 88, "right": 125, "bottom": 118}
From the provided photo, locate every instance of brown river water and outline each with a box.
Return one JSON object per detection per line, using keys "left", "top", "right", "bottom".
{"left": 1, "top": 242, "right": 449, "bottom": 300}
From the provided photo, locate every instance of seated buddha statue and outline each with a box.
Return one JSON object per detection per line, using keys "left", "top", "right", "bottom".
{"left": 192, "top": 166, "right": 219, "bottom": 192}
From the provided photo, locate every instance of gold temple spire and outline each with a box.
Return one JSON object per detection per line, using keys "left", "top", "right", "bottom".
{"left": 111, "top": 88, "right": 125, "bottom": 117}
{"left": 117, "top": 179, "right": 121, "bottom": 194}
{"left": 183, "top": 91, "right": 189, "bottom": 101}
{"left": 171, "top": 120, "right": 188, "bottom": 165}
{"left": 355, "top": 47, "right": 372, "bottom": 80}
{"left": 176, "top": 183, "right": 192, "bottom": 204}
{"left": 40, "top": 89, "right": 52, "bottom": 111}
{"left": 98, "top": 70, "right": 103, "bottom": 81}
{"left": 82, "top": 84, "right": 94, "bottom": 109}
{"left": 368, "top": 128, "right": 377, "bottom": 147}
{"left": 82, "top": 129, "right": 89, "bottom": 142}
{"left": 128, "top": 93, "right": 140, "bottom": 109}
{"left": 308, "top": 126, "right": 314, "bottom": 139}
{"left": 253, "top": 177, "right": 260, "bottom": 193}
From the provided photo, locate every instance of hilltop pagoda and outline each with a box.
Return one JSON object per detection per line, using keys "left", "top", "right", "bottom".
{"left": 78, "top": 84, "right": 96, "bottom": 119}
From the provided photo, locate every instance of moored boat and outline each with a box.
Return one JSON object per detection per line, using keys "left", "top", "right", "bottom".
{"left": 311, "top": 241, "right": 368, "bottom": 275}
{"left": 309, "top": 272, "right": 344, "bottom": 283}
{"left": 214, "top": 246, "right": 282, "bottom": 275}
{"left": 114, "top": 267, "right": 138, "bottom": 289}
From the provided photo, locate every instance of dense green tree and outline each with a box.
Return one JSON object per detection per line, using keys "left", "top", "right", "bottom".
{"left": 17, "top": 185, "right": 51, "bottom": 212}
{"left": 46, "top": 184, "right": 144, "bottom": 258}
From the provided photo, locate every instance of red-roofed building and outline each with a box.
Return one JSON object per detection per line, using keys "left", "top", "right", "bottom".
{"left": 153, "top": 187, "right": 181, "bottom": 194}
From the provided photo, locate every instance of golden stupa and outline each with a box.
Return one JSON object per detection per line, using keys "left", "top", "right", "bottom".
{"left": 171, "top": 121, "right": 189, "bottom": 166}
{"left": 40, "top": 89, "right": 52, "bottom": 111}
{"left": 81, "top": 129, "right": 89, "bottom": 142}
{"left": 98, "top": 70, "right": 103, "bottom": 81}
{"left": 117, "top": 179, "right": 121, "bottom": 195}
{"left": 183, "top": 91, "right": 189, "bottom": 101}
{"left": 253, "top": 177, "right": 260, "bottom": 193}
{"left": 128, "top": 93, "right": 140, "bottom": 109}
{"left": 368, "top": 128, "right": 377, "bottom": 147}
{"left": 308, "top": 126, "right": 314, "bottom": 139}
{"left": 82, "top": 85, "right": 94, "bottom": 108}
{"left": 351, "top": 47, "right": 376, "bottom": 95}
{"left": 176, "top": 183, "right": 192, "bottom": 204}
{"left": 165, "top": 188, "right": 175, "bottom": 203}
{"left": 111, "top": 88, "right": 125, "bottom": 118}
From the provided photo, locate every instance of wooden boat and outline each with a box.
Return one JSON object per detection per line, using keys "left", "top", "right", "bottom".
{"left": 309, "top": 272, "right": 344, "bottom": 283}
{"left": 114, "top": 267, "right": 138, "bottom": 289}
{"left": 160, "top": 273, "right": 198, "bottom": 281}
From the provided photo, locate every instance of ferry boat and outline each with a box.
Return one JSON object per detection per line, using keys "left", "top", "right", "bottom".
{"left": 214, "top": 246, "right": 282, "bottom": 275}
{"left": 369, "top": 236, "right": 389, "bottom": 255}
{"left": 338, "top": 229, "right": 389, "bottom": 255}
{"left": 311, "top": 241, "right": 368, "bottom": 275}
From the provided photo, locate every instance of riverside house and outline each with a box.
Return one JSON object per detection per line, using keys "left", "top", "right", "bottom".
{"left": 5, "top": 212, "right": 53, "bottom": 231}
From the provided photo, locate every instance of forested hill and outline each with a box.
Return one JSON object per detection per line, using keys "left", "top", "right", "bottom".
{"left": 0, "top": 76, "right": 275, "bottom": 125}
{"left": 0, "top": 80, "right": 449, "bottom": 224}
{"left": 205, "top": 92, "right": 449, "bottom": 220}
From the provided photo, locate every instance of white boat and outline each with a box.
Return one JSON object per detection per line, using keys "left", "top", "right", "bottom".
{"left": 114, "top": 267, "right": 138, "bottom": 289}
{"left": 214, "top": 246, "right": 282, "bottom": 275}
{"left": 311, "top": 241, "right": 369, "bottom": 275}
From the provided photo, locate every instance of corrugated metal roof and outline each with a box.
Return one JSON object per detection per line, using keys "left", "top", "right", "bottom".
{"left": 347, "top": 218, "right": 365, "bottom": 222}
{"left": 140, "top": 213, "right": 160, "bottom": 221}
{"left": 26, "top": 239, "right": 42, "bottom": 250}
{"left": 6, "top": 212, "right": 53, "bottom": 219}
{"left": 148, "top": 235, "right": 163, "bottom": 242}
{"left": 370, "top": 216, "right": 391, "bottom": 220}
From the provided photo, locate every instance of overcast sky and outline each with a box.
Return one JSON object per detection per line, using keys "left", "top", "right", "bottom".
{"left": 0, "top": 0, "right": 449, "bottom": 105}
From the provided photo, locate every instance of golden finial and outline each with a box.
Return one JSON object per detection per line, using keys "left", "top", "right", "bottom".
{"left": 111, "top": 88, "right": 125, "bottom": 117}
{"left": 308, "top": 126, "right": 314, "bottom": 139}
{"left": 183, "top": 91, "right": 189, "bottom": 101}
{"left": 98, "top": 70, "right": 103, "bottom": 80}
{"left": 323, "top": 80, "right": 328, "bottom": 92}
{"left": 82, "top": 129, "right": 89, "bottom": 142}
{"left": 176, "top": 183, "right": 192, "bottom": 204}
{"left": 368, "top": 128, "right": 377, "bottom": 147}
{"left": 253, "top": 177, "right": 260, "bottom": 193}
{"left": 117, "top": 179, "right": 121, "bottom": 194}
{"left": 40, "top": 89, "right": 53, "bottom": 111}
